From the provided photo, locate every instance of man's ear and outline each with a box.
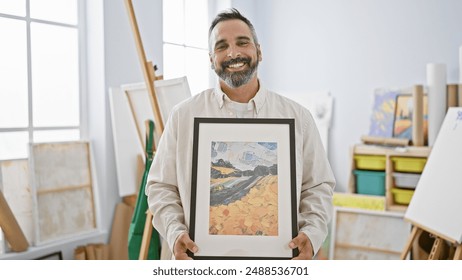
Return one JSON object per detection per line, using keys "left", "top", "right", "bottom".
{"left": 209, "top": 54, "right": 215, "bottom": 69}
{"left": 257, "top": 44, "right": 262, "bottom": 61}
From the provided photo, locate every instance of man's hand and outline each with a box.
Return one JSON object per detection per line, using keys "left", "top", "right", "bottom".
{"left": 173, "top": 232, "right": 198, "bottom": 260}
{"left": 289, "top": 232, "right": 314, "bottom": 260}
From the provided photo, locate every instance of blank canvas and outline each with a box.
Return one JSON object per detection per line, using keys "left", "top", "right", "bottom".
{"left": 123, "top": 76, "right": 192, "bottom": 147}
{"left": 109, "top": 87, "right": 144, "bottom": 197}
{"left": 330, "top": 207, "right": 410, "bottom": 260}
{"left": 110, "top": 77, "right": 191, "bottom": 197}
{"left": 405, "top": 107, "right": 462, "bottom": 243}
{"left": 0, "top": 159, "right": 35, "bottom": 246}
{"left": 30, "top": 141, "right": 98, "bottom": 244}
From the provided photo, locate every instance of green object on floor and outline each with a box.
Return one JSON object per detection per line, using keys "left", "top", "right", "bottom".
{"left": 128, "top": 120, "right": 161, "bottom": 260}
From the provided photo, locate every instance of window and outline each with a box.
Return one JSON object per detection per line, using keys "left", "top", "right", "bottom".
{"left": 162, "top": 0, "right": 212, "bottom": 95}
{"left": 0, "top": 0, "right": 83, "bottom": 160}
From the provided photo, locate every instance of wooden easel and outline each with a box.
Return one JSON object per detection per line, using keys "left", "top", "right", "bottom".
{"left": 400, "top": 225, "right": 462, "bottom": 260}
{"left": 124, "top": 0, "right": 165, "bottom": 260}
{"left": 399, "top": 108, "right": 462, "bottom": 260}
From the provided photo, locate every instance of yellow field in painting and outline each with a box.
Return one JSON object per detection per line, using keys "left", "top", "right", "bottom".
{"left": 209, "top": 175, "right": 278, "bottom": 236}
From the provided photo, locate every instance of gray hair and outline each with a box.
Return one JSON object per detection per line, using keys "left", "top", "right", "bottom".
{"left": 208, "top": 8, "right": 259, "bottom": 50}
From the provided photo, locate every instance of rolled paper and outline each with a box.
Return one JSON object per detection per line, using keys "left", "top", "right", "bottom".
{"left": 426, "top": 63, "right": 447, "bottom": 146}
{"left": 459, "top": 45, "right": 462, "bottom": 106}
{"left": 412, "top": 85, "right": 424, "bottom": 146}
{"left": 460, "top": 46, "right": 462, "bottom": 83}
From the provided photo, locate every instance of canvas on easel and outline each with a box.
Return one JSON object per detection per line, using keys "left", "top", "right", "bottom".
{"left": 402, "top": 107, "right": 462, "bottom": 259}
{"left": 109, "top": 76, "right": 191, "bottom": 199}
{"left": 123, "top": 76, "right": 191, "bottom": 149}
{"left": 109, "top": 87, "right": 144, "bottom": 197}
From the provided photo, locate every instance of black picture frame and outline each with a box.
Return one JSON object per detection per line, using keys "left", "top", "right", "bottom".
{"left": 189, "top": 118, "right": 298, "bottom": 259}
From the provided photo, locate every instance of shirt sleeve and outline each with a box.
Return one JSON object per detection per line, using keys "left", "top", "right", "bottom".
{"left": 145, "top": 110, "right": 188, "bottom": 252}
{"left": 298, "top": 109, "right": 336, "bottom": 256}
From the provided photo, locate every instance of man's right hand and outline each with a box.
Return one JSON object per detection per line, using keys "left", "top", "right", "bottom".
{"left": 173, "top": 232, "right": 198, "bottom": 260}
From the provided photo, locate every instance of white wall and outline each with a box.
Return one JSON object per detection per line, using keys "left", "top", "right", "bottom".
{"left": 250, "top": 0, "right": 462, "bottom": 191}
{"left": 97, "top": 0, "right": 462, "bottom": 233}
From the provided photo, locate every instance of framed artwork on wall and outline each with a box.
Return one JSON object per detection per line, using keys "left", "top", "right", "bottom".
{"left": 189, "top": 118, "right": 298, "bottom": 259}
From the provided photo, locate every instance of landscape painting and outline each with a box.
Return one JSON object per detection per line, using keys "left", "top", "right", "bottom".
{"left": 393, "top": 94, "right": 428, "bottom": 145}
{"left": 209, "top": 141, "right": 279, "bottom": 236}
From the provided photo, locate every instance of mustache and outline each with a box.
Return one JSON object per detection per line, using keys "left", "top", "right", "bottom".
{"left": 221, "top": 57, "right": 251, "bottom": 68}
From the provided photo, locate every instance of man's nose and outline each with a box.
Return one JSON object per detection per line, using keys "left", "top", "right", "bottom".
{"left": 227, "top": 45, "right": 241, "bottom": 58}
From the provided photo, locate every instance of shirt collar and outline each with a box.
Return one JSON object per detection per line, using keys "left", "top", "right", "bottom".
{"left": 214, "top": 80, "right": 267, "bottom": 115}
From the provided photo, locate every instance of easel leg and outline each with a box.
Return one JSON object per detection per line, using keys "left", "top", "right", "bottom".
{"left": 139, "top": 211, "right": 153, "bottom": 260}
{"left": 401, "top": 226, "right": 422, "bottom": 260}
{"left": 453, "top": 244, "right": 462, "bottom": 260}
{"left": 428, "top": 237, "right": 444, "bottom": 260}
{"left": 124, "top": 0, "right": 165, "bottom": 261}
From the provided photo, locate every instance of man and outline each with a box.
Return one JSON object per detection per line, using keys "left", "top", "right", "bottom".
{"left": 146, "top": 8, "right": 335, "bottom": 260}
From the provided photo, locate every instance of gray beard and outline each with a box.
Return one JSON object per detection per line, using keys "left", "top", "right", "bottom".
{"left": 216, "top": 61, "right": 258, "bottom": 88}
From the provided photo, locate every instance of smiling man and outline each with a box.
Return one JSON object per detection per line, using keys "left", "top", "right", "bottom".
{"left": 209, "top": 15, "right": 261, "bottom": 100}
{"left": 146, "top": 8, "right": 335, "bottom": 260}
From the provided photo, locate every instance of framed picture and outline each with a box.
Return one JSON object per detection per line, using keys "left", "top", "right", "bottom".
{"left": 368, "top": 89, "right": 399, "bottom": 138}
{"left": 393, "top": 94, "right": 428, "bottom": 144}
{"left": 189, "top": 118, "right": 298, "bottom": 259}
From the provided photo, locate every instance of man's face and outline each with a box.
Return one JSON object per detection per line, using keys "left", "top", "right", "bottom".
{"left": 209, "top": 19, "right": 262, "bottom": 88}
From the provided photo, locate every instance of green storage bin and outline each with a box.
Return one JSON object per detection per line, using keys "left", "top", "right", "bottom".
{"left": 354, "top": 155, "right": 386, "bottom": 170}
{"left": 353, "top": 170, "right": 385, "bottom": 196}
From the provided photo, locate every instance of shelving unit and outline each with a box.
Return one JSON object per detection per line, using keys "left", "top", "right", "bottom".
{"left": 349, "top": 144, "right": 432, "bottom": 212}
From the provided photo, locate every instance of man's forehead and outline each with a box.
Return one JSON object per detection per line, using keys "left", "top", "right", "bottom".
{"left": 211, "top": 19, "right": 253, "bottom": 42}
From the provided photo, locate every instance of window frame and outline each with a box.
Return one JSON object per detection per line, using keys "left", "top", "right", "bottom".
{"left": 0, "top": 0, "right": 87, "bottom": 160}
{"left": 162, "top": 0, "right": 212, "bottom": 95}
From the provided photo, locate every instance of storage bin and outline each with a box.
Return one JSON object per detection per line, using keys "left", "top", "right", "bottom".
{"left": 392, "top": 172, "right": 421, "bottom": 189}
{"left": 391, "top": 157, "right": 427, "bottom": 173}
{"left": 354, "top": 155, "right": 386, "bottom": 171}
{"left": 353, "top": 170, "right": 385, "bottom": 196}
{"left": 391, "top": 187, "right": 415, "bottom": 205}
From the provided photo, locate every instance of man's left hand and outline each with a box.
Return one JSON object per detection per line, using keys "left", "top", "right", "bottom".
{"left": 289, "top": 232, "right": 314, "bottom": 260}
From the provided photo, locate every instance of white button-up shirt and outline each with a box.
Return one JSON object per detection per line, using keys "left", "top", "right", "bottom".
{"left": 146, "top": 82, "right": 336, "bottom": 256}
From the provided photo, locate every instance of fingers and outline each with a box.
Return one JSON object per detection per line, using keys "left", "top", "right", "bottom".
{"left": 174, "top": 232, "right": 199, "bottom": 260}
{"left": 289, "top": 232, "right": 314, "bottom": 260}
{"left": 289, "top": 232, "right": 307, "bottom": 249}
